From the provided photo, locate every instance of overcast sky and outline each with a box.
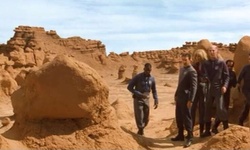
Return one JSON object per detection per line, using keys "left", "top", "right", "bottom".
{"left": 1, "top": 0, "right": 250, "bottom": 54}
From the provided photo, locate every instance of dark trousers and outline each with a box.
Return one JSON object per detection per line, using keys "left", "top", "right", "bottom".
{"left": 224, "top": 87, "right": 232, "bottom": 110}
{"left": 239, "top": 90, "right": 250, "bottom": 123}
{"left": 176, "top": 100, "right": 193, "bottom": 137}
{"left": 191, "top": 83, "right": 206, "bottom": 126}
{"left": 204, "top": 86, "right": 228, "bottom": 123}
{"left": 133, "top": 98, "right": 149, "bottom": 129}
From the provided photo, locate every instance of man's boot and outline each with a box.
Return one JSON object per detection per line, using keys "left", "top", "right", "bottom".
{"left": 200, "top": 122, "right": 211, "bottom": 138}
{"left": 211, "top": 119, "right": 220, "bottom": 134}
{"left": 238, "top": 119, "right": 244, "bottom": 126}
{"left": 222, "top": 120, "right": 229, "bottom": 129}
{"left": 171, "top": 129, "right": 184, "bottom": 141}
{"left": 137, "top": 128, "right": 144, "bottom": 135}
{"left": 199, "top": 123, "right": 204, "bottom": 136}
{"left": 184, "top": 131, "right": 193, "bottom": 148}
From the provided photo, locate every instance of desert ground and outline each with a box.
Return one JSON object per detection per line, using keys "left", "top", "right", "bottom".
{"left": 1, "top": 65, "right": 250, "bottom": 150}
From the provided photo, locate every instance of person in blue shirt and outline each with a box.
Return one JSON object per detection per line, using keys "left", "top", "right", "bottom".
{"left": 238, "top": 53, "right": 250, "bottom": 126}
{"left": 127, "top": 63, "right": 158, "bottom": 136}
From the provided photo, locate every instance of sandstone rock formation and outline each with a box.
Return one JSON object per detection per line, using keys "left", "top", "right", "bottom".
{"left": 196, "top": 39, "right": 212, "bottom": 52}
{"left": 11, "top": 55, "right": 109, "bottom": 121}
{"left": 132, "top": 65, "right": 138, "bottom": 78}
{"left": 111, "top": 98, "right": 133, "bottom": 120}
{"left": 0, "top": 70, "right": 18, "bottom": 96}
{"left": 118, "top": 65, "right": 126, "bottom": 79}
{"left": 0, "top": 26, "right": 106, "bottom": 69}
{"left": 234, "top": 36, "right": 250, "bottom": 74}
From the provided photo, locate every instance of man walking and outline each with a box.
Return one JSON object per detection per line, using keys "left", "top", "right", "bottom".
{"left": 127, "top": 63, "right": 158, "bottom": 136}
{"left": 201, "top": 45, "right": 230, "bottom": 137}
{"left": 171, "top": 53, "right": 197, "bottom": 148}
{"left": 238, "top": 53, "right": 250, "bottom": 126}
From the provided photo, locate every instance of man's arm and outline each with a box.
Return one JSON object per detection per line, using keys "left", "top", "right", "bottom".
{"left": 151, "top": 77, "right": 158, "bottom": 109}
{"left": 231, "top": 71, "right": 237, "bottom": 87}
{"left": 127, "top": 75, "right": 143, "bottom": 97}
{"left": 200, "top": 61, "right": 209, "bottom": 83}
{"left": 222, "top": 62, "right": 230, "bottom": 88}
{"left": 238, "top": 65, "right": 246, "bottom": 85}
{"left": 188, "top": 70, "right": 198, "bottom": 103}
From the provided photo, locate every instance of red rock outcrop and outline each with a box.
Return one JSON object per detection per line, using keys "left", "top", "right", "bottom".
{"left": 1, "top": 26, "right": 106, "bottom": 69}
{"left": 11, "top": 55, "right": 109, "bottom": 120}
{"left": 234, "top": 36, "right": 250, "bottom": 74}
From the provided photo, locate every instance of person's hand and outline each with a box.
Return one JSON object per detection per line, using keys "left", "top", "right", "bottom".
{"left": 174, "top": 96, "right": 177, "bottom": 101}
{"left": 142, "top": 93, "right": 149, "bottom": 99}
{"left": 221, "top": 86, "right": 227, "bottom": 94}
{"left": 154, "top": 102, "right": 158, "bottom": 109}
{"left": 200, "top": 77, "right": 209, "bottom": 83}
{"left": 154, "top": 103, "right": 158, "bottom": 109}
{"left": 187, "top": 101, "right": 192, "bottom": 109}
{"left": 237, "top": 84, "right": 241, "bottom": 93}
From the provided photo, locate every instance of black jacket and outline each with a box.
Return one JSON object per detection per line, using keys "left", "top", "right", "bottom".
{"left": 175, "top": 65, "right": 197, "bottom": 103}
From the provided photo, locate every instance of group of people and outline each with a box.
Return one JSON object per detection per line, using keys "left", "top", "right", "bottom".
{"left": 127, "top": 44, "right": 250, "bottom": 148}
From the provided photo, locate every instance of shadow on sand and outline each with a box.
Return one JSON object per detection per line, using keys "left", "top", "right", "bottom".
{"left": 121, "top": 126, "right": 185, "bottom": 149}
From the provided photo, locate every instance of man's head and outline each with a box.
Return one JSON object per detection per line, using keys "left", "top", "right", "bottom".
{"left": 181, "top": 53, "right": 192, "bottom": 67}
{"left": 144, "top": 63, "right": 152, "bottom": 76}
{"left": 226, "top": 59, "right": 234, "bottom": 70}
{"left": 208, "top": 45, "right": 219, "bottom": 59}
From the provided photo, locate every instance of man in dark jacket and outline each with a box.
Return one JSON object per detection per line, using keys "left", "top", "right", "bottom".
{"left": 127, "top": 63, "right": 158, "bottom": 136}
{"left": 201, "top": 45, "right": 230, "bottom": 137}
{"left": 238, "top": 53, "right": 250, "bottom": 126}
{"left": 171, "top": 53, "right": 197, "bottom": 148}
{"left": 224, "top": 59, "right": 237, "bottom": 110}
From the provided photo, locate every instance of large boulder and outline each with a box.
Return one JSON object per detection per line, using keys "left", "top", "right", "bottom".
{"left": 196, "top": 39, "right": 212, "bottom": 51}
{"left": 11, "top": 55, "right": 109, "bottom": 121}
{"left": 234, "top": 36, "right": 250, "bottom": 75}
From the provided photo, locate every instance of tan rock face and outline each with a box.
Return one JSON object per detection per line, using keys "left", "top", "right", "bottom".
{"left": 132, "top": 65, "right": 138, "bottom": 78}
{"left": 197, "top": 39, "right": 212, "bottom": 51}
{"left": 1, "top": 117, "right": 10, "bottom": 126}
{"left": 118, "top": 65, "right": 126, "bottom": 79}
{"left": 15, "top": 69, "right": 29, "bottom": 86}
{"left": 11, "top": 55, "right": 109, "bottom": 121}
{"left": 234, "top": 36, "right": 250, "bottom": 75}
{"left": 0, "top": 70, "right": 18, "bottom": 96}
